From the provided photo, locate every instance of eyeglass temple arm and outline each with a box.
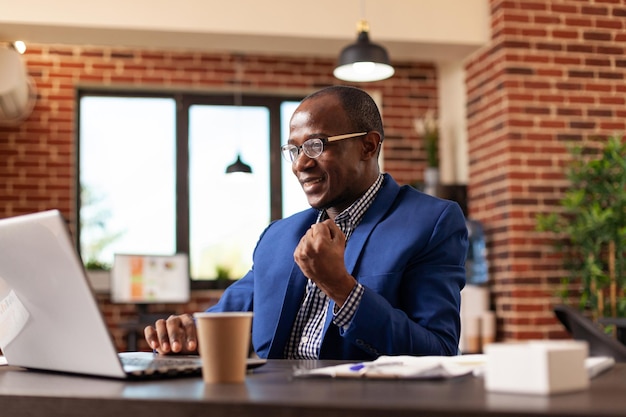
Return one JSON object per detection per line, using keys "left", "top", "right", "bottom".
{"left": 326, "top": 132, "right": 368, "bottom": 142}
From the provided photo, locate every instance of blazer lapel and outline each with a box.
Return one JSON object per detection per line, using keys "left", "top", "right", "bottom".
{"left": 267, "top": 210, "right": 316, "bottom": 358}
{"left": 343, "top": 174, "right": 400, "bottom": 274}
{"left": 321, "top": 175, "right": 401, "bottom": 349}
{"left": 267, "top": 265, "right": 308, "bottom": 358}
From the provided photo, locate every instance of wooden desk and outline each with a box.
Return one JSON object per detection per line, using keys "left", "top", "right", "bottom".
{"left": 1, "top": 360, "right": 626, "bottom": 417}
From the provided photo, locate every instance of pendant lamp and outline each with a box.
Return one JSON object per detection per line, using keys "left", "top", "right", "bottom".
{"left": 333, "top": 19, "right": 394, "bottom": 83}
{"left": 226, "top": 153, "right": 252, "bottom": 174}
{"left": 225, "top": 55, "right": 253, "bottom": 174}
{"left": 11, "top": 40, "right": 27, "bottom": 54}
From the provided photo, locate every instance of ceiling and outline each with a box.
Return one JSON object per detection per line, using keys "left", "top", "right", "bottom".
{"left": 0, "top": 0, "right": 490, "bottom": 63}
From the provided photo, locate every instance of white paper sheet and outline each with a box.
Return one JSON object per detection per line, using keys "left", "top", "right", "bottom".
{"left": 293, "top": 354, "right": 486, "bottom": 379}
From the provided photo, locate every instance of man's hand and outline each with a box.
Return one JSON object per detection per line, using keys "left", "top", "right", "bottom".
{"left": 144, "top": 313, "right": 198, "bottom": 355}
{"left": 294, "top": 219, "right": 357, "bottom": 307}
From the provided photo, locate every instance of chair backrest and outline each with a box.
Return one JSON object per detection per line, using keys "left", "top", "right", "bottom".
{"left": 554, "top": 304, "right": 626, "bottom": 362}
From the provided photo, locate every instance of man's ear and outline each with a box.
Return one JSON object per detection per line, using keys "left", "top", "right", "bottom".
{"left": 361, "top": 131, "right": 382, "bottom": 160}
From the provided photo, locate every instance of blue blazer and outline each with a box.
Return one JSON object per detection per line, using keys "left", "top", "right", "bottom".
{"left": 208, "top": 174, "right": 468, "bottom": 360}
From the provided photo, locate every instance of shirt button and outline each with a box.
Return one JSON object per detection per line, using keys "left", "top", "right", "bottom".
{"left": 300, "top": 336, "right": 309, "bottom": 344}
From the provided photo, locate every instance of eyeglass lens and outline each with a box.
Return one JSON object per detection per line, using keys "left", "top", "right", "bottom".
{"left": 282, "top": 138, "right": 325, "bottom": 162}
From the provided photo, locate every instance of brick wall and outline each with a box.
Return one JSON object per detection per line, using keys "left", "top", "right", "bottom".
{"left": 466, "top": 0, "right": 626, "bottom": 341}
{"left": 96, "top": 290, "right": 223, "bottom": 352}
{"left": 0, "top": 46, "right": 438, "bottom": 224}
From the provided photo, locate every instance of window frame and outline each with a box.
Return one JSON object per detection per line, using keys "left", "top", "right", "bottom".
{"left": 76, "top": 89, "right": 304, "bottom": 290}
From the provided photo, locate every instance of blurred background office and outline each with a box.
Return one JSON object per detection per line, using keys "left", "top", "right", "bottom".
{"left": 1, "top": 0, "right": 625, "bottom": 352}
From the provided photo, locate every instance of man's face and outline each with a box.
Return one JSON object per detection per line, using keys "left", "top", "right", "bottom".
{"left": 287, "top": 95, "right": 369, "bottom": 216}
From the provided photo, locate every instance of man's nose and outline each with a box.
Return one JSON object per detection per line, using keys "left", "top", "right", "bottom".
{"left": 292, "top": 150, "right": 315, "bottom": 170}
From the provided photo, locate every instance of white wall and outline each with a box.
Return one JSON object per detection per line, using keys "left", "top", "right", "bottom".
{"left": 438, "top": 61, "right": 469, "bottom": 184}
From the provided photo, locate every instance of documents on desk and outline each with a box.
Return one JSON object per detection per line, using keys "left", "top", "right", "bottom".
{"left": 293, "top": 354, "right": 486, "bottom": 379}
{"left": 293, "top": 345, "right": 615, "bottom": 387}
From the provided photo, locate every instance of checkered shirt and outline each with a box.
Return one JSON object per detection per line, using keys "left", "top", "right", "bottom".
{"left": 284, "top": 174, "right": 384, "bottom": 359}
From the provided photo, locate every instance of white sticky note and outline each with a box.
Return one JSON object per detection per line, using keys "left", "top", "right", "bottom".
{"left": 0, "top": 290, "right": 30, "bottom": 350}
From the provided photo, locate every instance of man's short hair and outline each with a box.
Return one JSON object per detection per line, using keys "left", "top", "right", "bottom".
{"left": 302, "top": 86, "right": 385, "bottom": 140}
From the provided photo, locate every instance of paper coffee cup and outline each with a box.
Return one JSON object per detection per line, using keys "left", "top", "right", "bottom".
{"left": 193, "top": 312, "right": 253, "bottom": 383}
{"left": 464, "top": 315, "right": 482, "bottom": 353}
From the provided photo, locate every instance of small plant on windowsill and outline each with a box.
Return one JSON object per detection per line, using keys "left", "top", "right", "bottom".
{"left": 80, "top": 184, "right": 122, "bottom": 272}
{"left": 414, "top": 110, "right": 439, "bottom": 195}
{"left": 215, "top": 265, "right": 234, "bottom": 289}
{"left": 414, "top": 110, "right": 439, "bottom": 169}
{"left": 84, "top": 258, "right": 111, "bottom": 271}
{"left": 84, "top": 258, "right": 112, "bottom": 293}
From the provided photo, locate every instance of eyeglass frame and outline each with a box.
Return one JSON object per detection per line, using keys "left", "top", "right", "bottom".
{"left": 281, "top": 132, "right": 368, "bottom": 163}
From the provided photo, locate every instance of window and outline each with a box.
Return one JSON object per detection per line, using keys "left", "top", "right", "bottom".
{"left": 79, "top": 96, "right": 177, "bottom": 266}
{"left": 188, "top": 104, "right": 269, "bottom": 279}
{"left": 78, "top": 91, "right": 304, "bottom": 284}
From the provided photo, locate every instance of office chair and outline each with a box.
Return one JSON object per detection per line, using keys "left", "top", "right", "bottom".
{"left": 554, "top": 304, "right": 626, "bottom": 362}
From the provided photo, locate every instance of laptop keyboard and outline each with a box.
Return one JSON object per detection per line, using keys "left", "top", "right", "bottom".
{"left": 120, "top": 354, "right": 202, "bottom": 377}
{"left": 118, "top": 352, "right": 266, "bottom": 378}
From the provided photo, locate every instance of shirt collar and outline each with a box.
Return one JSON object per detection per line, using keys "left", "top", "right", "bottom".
{"left": 316, "top": 173, "right": 384, "bottom": 233}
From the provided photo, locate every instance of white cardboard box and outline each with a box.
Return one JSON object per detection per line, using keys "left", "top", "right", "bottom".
{"left": 484, "top": 340, "right": 589, "bottom": 395}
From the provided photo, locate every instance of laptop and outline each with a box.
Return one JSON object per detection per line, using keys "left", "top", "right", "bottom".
{"left": 0, "top": 209, "right": 264, "bottom": 379}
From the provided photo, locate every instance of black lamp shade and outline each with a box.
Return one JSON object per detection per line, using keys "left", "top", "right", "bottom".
{"left": 225, "top": 154, "right": 252, "bottom": 174}
{"left": 334, "top": 30, "right": 395, "bottom": 82}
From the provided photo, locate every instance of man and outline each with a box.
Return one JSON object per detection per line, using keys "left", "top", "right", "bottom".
{"left": 145, "top": 85, "right": 468, "bottom": 360}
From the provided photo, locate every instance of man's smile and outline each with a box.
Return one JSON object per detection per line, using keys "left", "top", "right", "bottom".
{"left": 300, "top": 176, "right": 325, "bottom": 189}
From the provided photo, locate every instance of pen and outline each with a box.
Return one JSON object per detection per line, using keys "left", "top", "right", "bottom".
{"left": 349, "top": 361, "right": 404, "bottom": 372}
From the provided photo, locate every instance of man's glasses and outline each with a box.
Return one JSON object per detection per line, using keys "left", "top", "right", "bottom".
{"left": 281, "top": 132, "right": 367, "bottom": 163}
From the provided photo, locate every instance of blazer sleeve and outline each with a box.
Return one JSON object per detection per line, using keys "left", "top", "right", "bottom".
{"left": 339, "top": 199, "right": 468, "bottom": 357}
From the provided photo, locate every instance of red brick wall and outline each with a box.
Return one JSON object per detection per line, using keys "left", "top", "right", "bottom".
{"left": 466, "top": 0, "right": 626, "bottom": 341}
{"left": 96, "top": 290, "right": 223, "bottom": 352}
{"left": 0, "top": 46, "right": 438, "bottom": 224}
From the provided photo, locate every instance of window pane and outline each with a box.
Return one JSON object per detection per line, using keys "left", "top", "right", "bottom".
{"left": 280, "top": 101, "right": 310, "bottom": 217}
{"left": 189, "top": 105, "right": 270, "bottom": 280}
{"left": 79, "top": 97, "right": 176, "bottom": 267}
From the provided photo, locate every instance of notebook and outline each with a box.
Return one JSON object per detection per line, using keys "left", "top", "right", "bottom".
{"left": 0, "top": 209, "right": 264, "bottom": 379}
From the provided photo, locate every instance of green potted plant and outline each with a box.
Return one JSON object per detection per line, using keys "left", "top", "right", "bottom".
{"left": 215, "top": 265, "right": 234, "bottom": 289}
{"left": 536, "top": 136, "right": 626, "bottom": 320}
{"left": 413, "top": 110, "right": 439, "bottom": 195}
